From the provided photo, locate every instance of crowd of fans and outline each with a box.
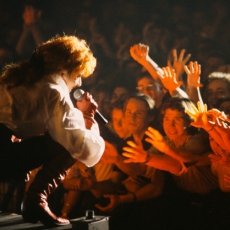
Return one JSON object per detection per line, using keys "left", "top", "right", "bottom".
{"left": 1, "top": 0, "right": 230, "bottom": 229}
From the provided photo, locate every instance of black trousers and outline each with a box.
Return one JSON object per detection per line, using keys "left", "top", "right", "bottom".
{"left": 0, "top": 123, "right": 64, "bottom": 181}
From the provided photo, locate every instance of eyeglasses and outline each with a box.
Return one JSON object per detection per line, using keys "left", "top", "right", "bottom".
{"left": 136, "top": 84, "right": 156, "bottom": 93}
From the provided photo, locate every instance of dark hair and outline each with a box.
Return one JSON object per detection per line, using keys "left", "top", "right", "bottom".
{"left": 124, "top": 93, "right": 156, "bottom": 118}
{"left": 136, "top": 71, "right": 163, "bottom": 89}
{"left": 111, "top": 99, "right": 126, "bottom": 112}
{"left": 159, "top": 97, "right": 197, "bottom": 135}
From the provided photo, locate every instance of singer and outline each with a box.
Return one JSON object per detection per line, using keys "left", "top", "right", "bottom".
{"left": 0, "top": 35, "right": 105, "bottom": 226}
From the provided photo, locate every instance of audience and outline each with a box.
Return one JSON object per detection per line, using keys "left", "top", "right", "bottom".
{"left": 98, "top": 93, "right": 165, "bottom": 230}
{"left": 1, "top": 0, "right": 230, "bottom": 229}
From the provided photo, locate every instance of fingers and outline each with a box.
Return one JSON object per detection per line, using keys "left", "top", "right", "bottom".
{"left": 126, "top": 141, "right": 137, "bottom": 147}
{"left": 197, "top": 101, "right": 204, "bottom": 113}
{"left": 177, "top": 49, "right": 191, "bottom": 64}
{"left": 172, "top": 49, "right": 177, "bottom": 61}
{"left": 162, "top": 67, "right": 176, "bottom": 80}
{"left": 130, "top": 44, "right": 149, "bottom": 55}
{"left": 183, "top": 53, "right": 191, "bottom": 64}
{"left": 167, "top": 60, "right": 172, "bottom": 68}
{"left": 192, "top": 102, "right": 199, "bottom": 112}
{"left": 189, "top": 61, "right": 194, "bottom": 73}
{"left": 208, "top": 153, "right": 222, "bottom": 162}
{"left": 194, "top": 61, "right": 201, "bottom": 75}
{"left": 122, "top": 146, "right": 135, "bottom": 153}
{"left": 178, "top": 49, "right": 184, "bottom": 62}
{"left": 185, "top": 109, "right": 195, "bottom": 118}
{"left": 145, "top": 127, "right": 162, "bottom": 141}
{"left": 186, "top": 61, "right": 201, "bottom": 75}
{"left": 184, "top": 65, "right": 190, "bottom": 75}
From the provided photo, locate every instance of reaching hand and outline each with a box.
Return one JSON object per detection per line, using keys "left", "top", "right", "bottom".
{"left": 130, "top": 43, "right": 149, "bottom": 65}
{"left": 95, "top": 194, "right": 120, "bottom": 212}
{"left": 184, "top": 61, "right": 203, "bottom": 88}
{"left": 187, "top": 103, "right": 230, "bottom": 152}
{"left": 168, "top": 49, "right": 191, "bottom": 82}
{"left": 144, "top": 127, "right": 169, "bottom": 153}
{"left": 122, "top": 141, "right": 148, "bottom": 163}
{"left": 158, "top": 67, "right": 183, "bottom": 94}
{"left": 185, "top": 101, "right": 212, "bottom": 130}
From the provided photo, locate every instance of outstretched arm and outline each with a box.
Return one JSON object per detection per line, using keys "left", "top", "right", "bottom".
{"left": 100, "top": 141, "right": 147, "bottom": 176}
{"left": 130, "top": 44, "right": 188, "bottom": 98}
{"left": 185, "top": 101, "right": 230, "bottom": 153}
{"left": 144, "top": 127, "right": 210, "bottom": 166}
{"left": 16, "top": 5, "right": 43, "bottom": 57}
{"left": 130, "top": 43, "right": 164, "bottom": 80}
{"left": 167, "top": 49, "right": 191, "bottom": 83}
{"left": 159, "top": 67, "right": 187, "bottom": 97}
{"left": 184, "top": 61, "right": 203, "bottom": 104}
{"left": 122, "top": 138, "right": 185, "bottom": 174}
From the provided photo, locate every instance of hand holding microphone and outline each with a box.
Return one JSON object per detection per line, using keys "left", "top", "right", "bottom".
{"left": 73, "top": 89, "right": 108, "bottom": 125}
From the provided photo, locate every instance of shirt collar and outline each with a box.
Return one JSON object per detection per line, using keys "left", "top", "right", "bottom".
{"left": 51, "top": 74, "right": 70, "bottom": 93}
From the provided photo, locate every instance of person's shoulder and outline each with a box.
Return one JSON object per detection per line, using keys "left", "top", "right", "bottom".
{"left": 189, "top": 132, "right": 209, "bottom": 143}
{"left": 185, "top": 131, "right": 211, "bottom": 153}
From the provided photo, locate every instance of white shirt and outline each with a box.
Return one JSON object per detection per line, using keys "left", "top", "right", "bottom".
{"left": 0, "top": 74, "right": 105, "bottom": 167}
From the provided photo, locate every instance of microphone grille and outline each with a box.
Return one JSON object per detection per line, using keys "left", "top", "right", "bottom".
{"left": 73, "top": 89, "right": 84, "bottom": 100}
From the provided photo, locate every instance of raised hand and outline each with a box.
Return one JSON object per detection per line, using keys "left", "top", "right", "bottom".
{"left": 122, "top": 141, "right": 148, "bottom": 163}
{"left": 158, "top": 67, "right": 183, "bottom": 94}
{"left": 168, "top": 49, "right": 191, "bottom": 81}
{"left": 185, "top": 101, "right": 212, "bottom": 130}
{"left": 23, "top": 5, "right": 42, "bottom": 25}
{"left": 144, "top": 127, "right": 169, "bottom": 153}
{"left": 184, "top": 61, "right": 203, "bottom": 88}
{"left": 130, "top": 43, "right": 149, "bottom": 65}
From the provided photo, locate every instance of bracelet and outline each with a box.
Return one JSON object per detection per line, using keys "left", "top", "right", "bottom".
{"left": 144, "top": 152, "right": 151, "bottom": 163}
{"left": 130, "top": 192, "right": 137, "bottom": 202}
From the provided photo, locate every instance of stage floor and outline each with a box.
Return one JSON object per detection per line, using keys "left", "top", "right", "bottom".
{"left": 0, "top": 212, "right": 72, "bottom": 230}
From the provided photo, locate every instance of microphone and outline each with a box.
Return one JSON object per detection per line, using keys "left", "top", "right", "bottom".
{"left": 73, "top": 89, "right": 108, "bottom": 125}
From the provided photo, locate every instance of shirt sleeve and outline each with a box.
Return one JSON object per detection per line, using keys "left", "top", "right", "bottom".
{"left": 46, "top": 89, "right": 105, "bottom": 167}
